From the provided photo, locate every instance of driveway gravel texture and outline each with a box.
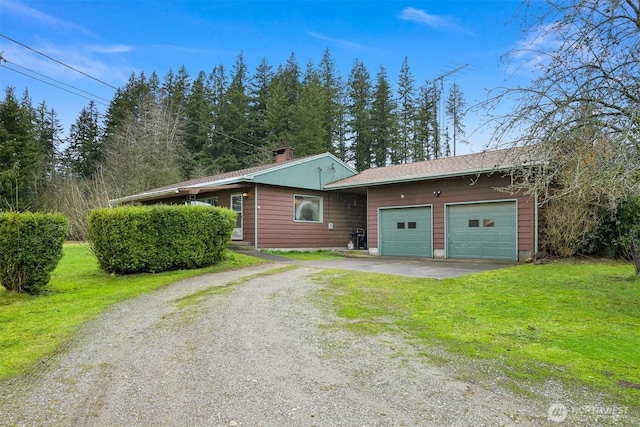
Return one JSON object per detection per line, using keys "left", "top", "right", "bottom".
{"left": 0, "top": 261, "right": 635, "bottom": 426}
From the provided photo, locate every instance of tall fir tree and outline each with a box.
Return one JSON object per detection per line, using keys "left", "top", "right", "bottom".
{"left": 104, "top": 72, "right": 154, "bottom": 141}
{"left": 347, "top": 60, "right": 373, "bottom": 171}
{"left": 32, "top": 101, "right": 63, "bottom": 209}
{"left": 396, "top": 57, "right": 416, "bottom": 164}
{"left": 262, "top": 77, "right": 291, "bottom": 148}
{"left": 0, "top": 87, "right": 38, "bottom": 210}
{"left": 289, "top": 72, "right": 327, "bottom": 156}
{"left": 184, "top": 71, "right": 214, "bottom": 177}
{"left": 213, "top": 52, "right": 253, "bottom": 171}
{"left": 318, "top": 48, "right": 346, "bottom": 158}
{"left": 249, "top": 57, "right": 275, "bottom": 147}
{"left": 370, "top": 66, "right": 397, "bottom": 167}
{"left": 64, "top": 101, "right": 104, "bottom": 179}
{"left": 446, "top": 81, "right": 467, "bottom": 156}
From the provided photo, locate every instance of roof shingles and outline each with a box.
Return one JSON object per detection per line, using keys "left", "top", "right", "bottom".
{"left": 325, "top": 148, "right": 524, "bottom": 189}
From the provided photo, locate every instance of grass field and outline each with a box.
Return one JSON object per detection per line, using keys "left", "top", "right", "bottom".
{"left": 317, "top": 260, "right": 640, "bottom": 409}
{"left": 0, "top": 243, "right": 263, "bottom": 380}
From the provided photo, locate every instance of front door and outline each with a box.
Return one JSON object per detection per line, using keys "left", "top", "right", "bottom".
{"left": 231, "top": 193, "right": 243, "bottom": 240}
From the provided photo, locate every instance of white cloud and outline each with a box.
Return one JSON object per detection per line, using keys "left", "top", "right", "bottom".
{"left": 399, "top": 7, "right": 473, "bottom": 35}
{"left": 308, "top": 32, "right": 367, "bottom": 50}
{"left": 86, "top": 44, "right": 133, "bottom": 55}
{"left": 2, "top": 0, "right": 92, "bottom": 35}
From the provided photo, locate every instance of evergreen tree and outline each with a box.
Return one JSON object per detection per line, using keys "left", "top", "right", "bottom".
{"left": 161, "top": 66, "right": 191, "bottom": 118}
{"left": 318, "top": 48, "right": 346, "bottom": 157}
{"left": 212, "top": 52, "right": 253, "bottom": 171}
{"left": 0, "top": 87, "right": 37, "bottom": 210}
{"left": 414, "top": 82, "right": 435, "bottom": 161}
{"left": 290, "top": 72, "right": 327, "bottom": 156}
{"left": 33, "top": 101, "right": 62, "bottom": 174}
{"left": 32, "top": 101, "right": 63, "bottom": 208}
{"left": 249, "top": 57, "right": 274, "bottom": 146}
{"left": 64, "top": 101, "right": 104, "bottom": 179}
{"left": 184, "top": 71, "right": 214, "bottom": 177}
{"left": 347, "top": 60, "right": 373, "bottom": 171}
{"left": 446, "top": 81, "right": 467, "bottom": 156}
{"left": 104, "top": 72, "right": 154, "bottom": 141}
{"left": 262, "top": 77, "right": 291, "bottom": 147}
{"left": 396, "top": 57, "right": 416, "bottom": 164}
{"left": 199, "top": 64, "right": 228, "bottom": 172}
{"left": 370, "top": 66, "right": 397, "bottom": 167}
{"left": 281, "top": 52, "right": 301, "bottom": 105}
{"left": 417, "top": 81, "right": 442, "bottom": 159}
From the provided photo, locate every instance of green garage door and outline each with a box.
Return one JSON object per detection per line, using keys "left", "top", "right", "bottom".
{"left": 380, "top": 206, "right": 432, "bottom": 257}
{"left": 447, "top": 201, "right": 517, "bottom": 260}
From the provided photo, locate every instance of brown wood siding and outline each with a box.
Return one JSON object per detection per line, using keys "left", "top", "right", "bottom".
{"left": 367, "top": 174, "right": 534, "bottom": 253}
{"left": 256, "top": 185, "right": 366, "bottom": 249}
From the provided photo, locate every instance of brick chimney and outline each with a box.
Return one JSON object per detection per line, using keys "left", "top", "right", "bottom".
{"left": 272, "top": 147, "right": 295, "bottom": 163}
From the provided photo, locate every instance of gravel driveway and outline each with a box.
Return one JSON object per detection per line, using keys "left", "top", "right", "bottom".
{"left": 0, "top": 262, "right": 627, "bottom": 426}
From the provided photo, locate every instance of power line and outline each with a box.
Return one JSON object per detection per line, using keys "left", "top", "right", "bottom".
{"left": 0, "top": 38, "right": 260, "bottom": 151}
{"left": 0, "top": 33, "right": 119, "bottom": 90}
{"left": 0, "top": 63, "right": 110, "bottom": 107}
{"left": 2, "top": 58, "right": 111, "bottom": 103}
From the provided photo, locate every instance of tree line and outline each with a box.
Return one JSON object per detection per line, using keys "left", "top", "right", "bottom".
{"left": 1, "top": 49, "right": 467, "bottom": 230}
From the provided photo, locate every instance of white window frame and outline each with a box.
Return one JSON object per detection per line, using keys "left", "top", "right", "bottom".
{"left": 293, "top": 194, "right": 323, "bottom": 223}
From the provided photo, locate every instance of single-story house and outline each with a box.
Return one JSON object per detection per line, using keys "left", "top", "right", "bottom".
{"left": 113, "top": 147, "right": 539, "bottom": 261}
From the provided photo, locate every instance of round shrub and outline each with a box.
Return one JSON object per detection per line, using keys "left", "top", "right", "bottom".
{"left": 0, "top": 212, "right": 69, "bottom": 294}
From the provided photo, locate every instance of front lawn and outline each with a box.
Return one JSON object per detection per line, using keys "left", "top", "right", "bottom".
{"left": 317, "top": 260, "right": 640, "bottom": 410}
{"left": 0, "top": 243, "right": 264, "bottom": 380}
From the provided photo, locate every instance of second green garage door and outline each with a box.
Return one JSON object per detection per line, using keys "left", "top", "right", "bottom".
{"left": 379, "top": 206, "right": 432, "bottom": 257}
{"left": 446, "top": 201, "right": 517, "bottom": 260}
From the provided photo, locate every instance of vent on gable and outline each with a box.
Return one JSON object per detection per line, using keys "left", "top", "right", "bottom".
{"left": 272, "top": 147, "right": 294, "bottom": 163}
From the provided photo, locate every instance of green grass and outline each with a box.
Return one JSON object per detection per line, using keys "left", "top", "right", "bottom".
{"left": 317, "top": 260, "right": 640, "bottom": 409}
{"left": 264, "top": 249, "right": 344, "bottom": 260}
{"left": 0, "top": 243, "right": 264, "bottom": 380}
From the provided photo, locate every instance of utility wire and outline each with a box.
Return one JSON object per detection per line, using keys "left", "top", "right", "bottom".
{"left": 0, "top": 36, "right": 260, "bottom": 151}
{"left": 2, "top": 58, "right": 111, "bottom": 103}
{"left": 0, "top": 33, "right": 119, "bottom": 90}
{"left": 0, "top": 63, "right": 110, "bottom": 107}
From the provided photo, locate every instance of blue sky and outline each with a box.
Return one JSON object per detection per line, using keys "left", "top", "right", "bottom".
{"left": 1, "top": 0, "right": 533, "bottom": 154}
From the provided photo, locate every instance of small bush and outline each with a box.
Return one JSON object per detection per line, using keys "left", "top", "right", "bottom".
{"left": 89, "top": 205, "right": 236, "bottom": 274}
{"left": 0, "top": 212, "right": 69, "bottom": 294}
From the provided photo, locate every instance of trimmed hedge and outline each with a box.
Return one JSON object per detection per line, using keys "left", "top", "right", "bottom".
{"left": 0, "top": 212, "right": 69, "bottom": 294}
{"left": 89, "top": 205, "right": 237, "bottom": 274}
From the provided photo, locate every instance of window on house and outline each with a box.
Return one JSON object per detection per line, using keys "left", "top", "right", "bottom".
{"left": 469, "top": 219, "right": 480, "bottom": 227}
{"left": 294, "top": 195, "right": 322, "bottom": 222}
{"left": 408, "top": 222, "right": 417, "bottom": 229}
{"left": 483, "top": 219, "right": 495, "bottom": 227}
{"left": 199, "top": 196, "right": 219, "bottom": 207}
{"left": 397, "top": 222, "right": 405, "bottom": 229}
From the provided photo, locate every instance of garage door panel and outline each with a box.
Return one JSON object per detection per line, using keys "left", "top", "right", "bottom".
{"left": 447, "top": 202, "right": 517, "bottom": 260}
{"left": 380, "top": 207, "right": 432, "bottom": 257}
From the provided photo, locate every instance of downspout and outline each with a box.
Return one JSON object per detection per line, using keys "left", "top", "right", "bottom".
{"left": 254, "top": 184, "right": 259, "bottom": 250}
